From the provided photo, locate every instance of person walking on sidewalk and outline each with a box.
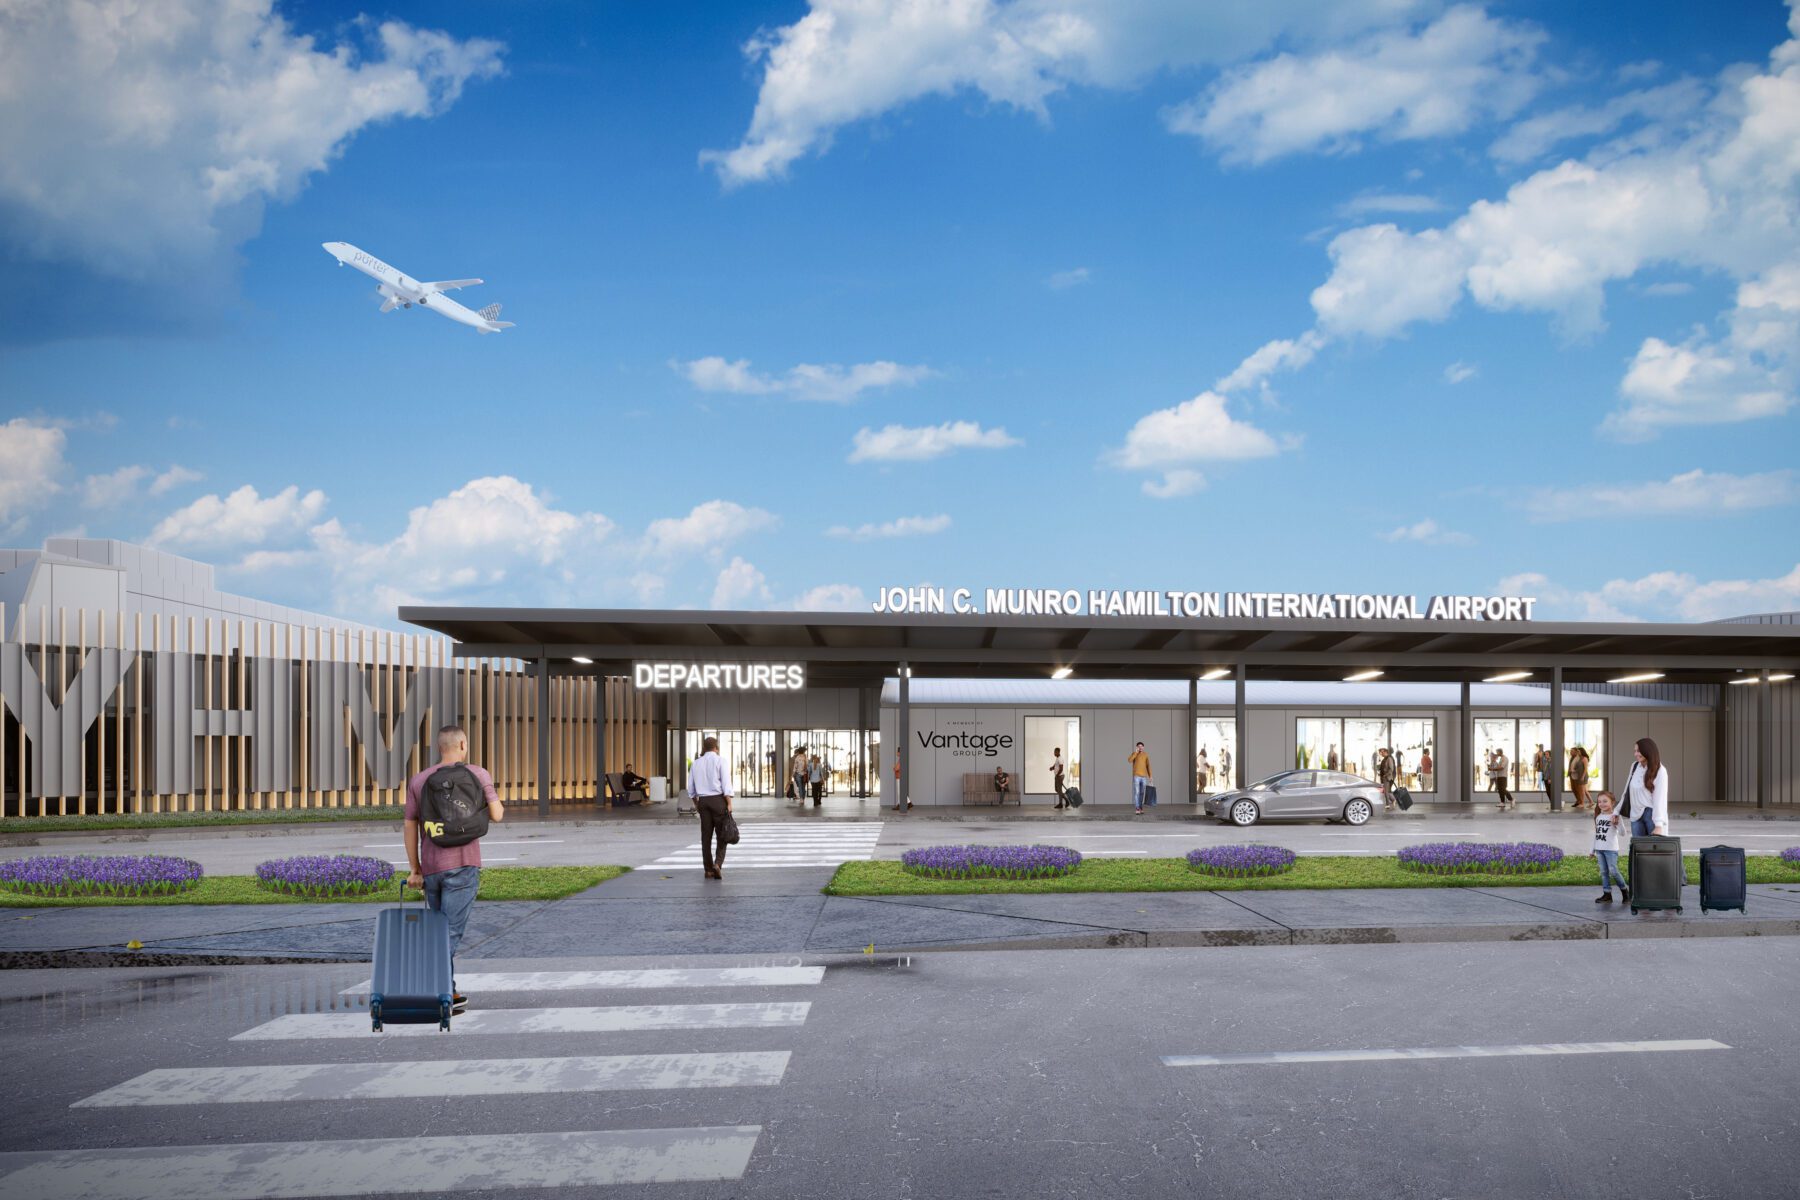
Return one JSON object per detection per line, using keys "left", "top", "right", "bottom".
{"left": 809, "top": 752, "right": 827, "bottom": 807}
{"left": 1376, "top": 746, "right": 1397, "bottom": 810}
{"left": 1624, "top": 737, "right": 1670, "bottom": 838}
{"left": 1591, "top": 791, "right": 1630, "bottom": 904}
{"left": 688, "top": 735, "right": 735, "bottom": 880}
{"left": 1128, "top": 741, "right": 1153, "bottom": 813}
{"left": 405, "top": 724, "right": 505, "bottom": 1016}
{"left": 1051, "top": 747, "right": 1068, "bottom": 809}
{"left": 1569, "top": 746, "right": 1591, "bottom": 810}
{"left": 1489, "top": 749, "right": 1514, "bottom": 809}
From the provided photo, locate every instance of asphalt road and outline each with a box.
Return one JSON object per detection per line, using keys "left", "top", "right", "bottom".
{"left": 5, "top": 811, "right": 1797, "bottom": 874}
{"left": 1, "top": 939, "right": 1796, "bottom": 1198}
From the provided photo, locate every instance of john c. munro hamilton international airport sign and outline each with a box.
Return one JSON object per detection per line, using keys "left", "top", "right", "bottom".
{"left": 871, "top": 587, "right": 1539, "bottom": 621}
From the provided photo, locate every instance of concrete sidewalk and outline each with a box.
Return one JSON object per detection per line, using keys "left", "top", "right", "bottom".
{"left": 7, "top": 868, "right": 1800, "bottom": 968}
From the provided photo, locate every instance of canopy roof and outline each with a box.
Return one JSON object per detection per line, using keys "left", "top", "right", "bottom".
{"left": 398, "top": 607, "right": 1800, "bottom": 687}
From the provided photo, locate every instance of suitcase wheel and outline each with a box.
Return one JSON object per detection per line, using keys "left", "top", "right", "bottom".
{"left": 1630, "top": 907, "right": 1638, "bottom": 915}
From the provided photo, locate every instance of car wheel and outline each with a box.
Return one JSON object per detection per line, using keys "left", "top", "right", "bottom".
{"left": 1229, "top": 798, "right": 1260, "bottom": 827}
{"left": 1342, "top": 798, "right": 1373, "bottom": 826}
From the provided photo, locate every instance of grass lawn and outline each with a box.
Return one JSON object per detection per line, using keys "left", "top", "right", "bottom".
{"left": 0, "top": 865, "right": 628, "bottom": 907}
{"left": 2, "top": 807, "right": 409, "bottom": 835}
{"left": 824, "top": 856, "right": 1800, "bottom": 896}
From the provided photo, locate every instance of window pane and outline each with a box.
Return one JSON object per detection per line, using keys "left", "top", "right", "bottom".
{"left": 1390, "top": 719, "right": 1436, "bottom": 792}
{"left": 1344, "top": 719, "right": 1387, "bottom": 782}
{"left": 1194, "top": 719, "right": 1237, "bottom": 793}
{"left": 1518, "top": 719, "right": 1550, "bottom": 792}
{"left": 1475, "top": 719, "right": 1517, "bottom": 792}
{"left": 1024, "top": 716, "right": 1081, "bottom": 795}
{"left": 1565, "top": 719, "right": 1606, "bottom": 795}
{"left": 1296, "top": 719, "right": 1342, "bottom": 772}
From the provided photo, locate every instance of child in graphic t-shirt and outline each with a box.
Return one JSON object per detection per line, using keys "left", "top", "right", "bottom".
{"left": 1591, "top": 791, "right": 1630, "bottom": 904}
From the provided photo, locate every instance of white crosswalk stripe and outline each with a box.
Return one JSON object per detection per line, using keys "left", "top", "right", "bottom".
{"left": 235, "top": 1001, "right": 812, "bottom": 1040}
{"left": 646, "top": 821, "right": 883, "bottom": 870}
{"left": 0, "top": 1127, "right": 762, "bottom": 1198}
{"left": 45, "top": 963, "right": 830, "bottom": 1191}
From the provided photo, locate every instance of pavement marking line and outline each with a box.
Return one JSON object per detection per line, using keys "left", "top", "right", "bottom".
{"left": 363, "top": 841, "right": 565, "bottom": 848}
{"left": 1161, "top": 1039, "right": 1731, "bottom": 1068}
{"left": 73, "top": 1051, "right": 792, "bottom": 1107}
{"left": 341, "top": 965, "right": 825, "bottom": 996}
{"left": 0, "top": 1127, "right": 763, "bottom": 1198}
{"left": 233, "top": 1002, "right": 812, "bottom": 1041}
{"left": 643, "top": 861, "right": 866, "bottom": 869}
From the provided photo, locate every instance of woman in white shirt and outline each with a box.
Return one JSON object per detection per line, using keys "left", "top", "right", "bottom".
{"left": 1624, "top": 737, "right": 1670, "bottom": 838}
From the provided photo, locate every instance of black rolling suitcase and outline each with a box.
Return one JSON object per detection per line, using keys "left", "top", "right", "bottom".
{"left": 1698, "top": 845, "right": 1747, "bottom": 913}
{"left": 1392, "top": 786, "right": 1412, "bottom": 811}
{"left": 1628, "top": 834, "right": 1684, "bottom": 915}
{"left": 1063, "top": 787, "right": 1083, "bottom": 809}
{"left": 369, "top": 884, "right": 455, "bottom": 1032}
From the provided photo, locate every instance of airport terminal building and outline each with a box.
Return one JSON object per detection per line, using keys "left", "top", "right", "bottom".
{"left": 1, "top": 547, "right": 1796, "bottom": 818}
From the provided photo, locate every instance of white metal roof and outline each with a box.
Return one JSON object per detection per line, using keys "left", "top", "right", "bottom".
{"left": 878, "top": 678, "right": 1702, "bottom": 709}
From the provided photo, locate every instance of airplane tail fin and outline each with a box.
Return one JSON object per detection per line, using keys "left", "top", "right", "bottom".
{"left": 476, "top": 302, "right": 514, "bottom": 332}
{"left": 478, "top": 303, "right": 503, "bottom": 321}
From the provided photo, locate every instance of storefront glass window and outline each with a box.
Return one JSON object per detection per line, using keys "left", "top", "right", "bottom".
{"left": 1296, "top": 719, "right": 1341, "bottom": 771}
{"left": 1565, "top": 719, "right": 1606, "bottom": 795}
{"left": 1024, "top": 716, "right": 1081, "bottom": 796}
{"left": 1475, "top": 719, "right": 1517, "bottom": 793}
{"left": 1194, "top": 720, "right": 1237, "bottom": 793}
{"left": 1389, "top": 719, "right": 1436, "bottom": 792}
{"left": 1344, "top": 719, "right": 1387, "bottom": 781}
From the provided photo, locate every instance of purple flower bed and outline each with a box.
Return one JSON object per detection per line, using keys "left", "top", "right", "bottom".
{"left": 900, "top": 844, "right": 1082, "bottom": 880}
{"left": 1187, "top": 845, "right": 1297, "bottom": 877}
{"left": 255, "top": 855, "right": 397, "bottom": 898}
{"left": 1781, "top": 847, "right": 1800, "bottom": 869}
{"left": 0, "top": 854, "right": 203, "bottom": 898}
{"left": 1398, "top": 842, "right": 1563, "bottom": 875}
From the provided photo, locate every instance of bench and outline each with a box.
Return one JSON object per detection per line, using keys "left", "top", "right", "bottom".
{"left": 604, "top": 772, "right": 653, "bottom": 806}
{"left": 962, "top": 772, "right": 1020, "bottom": 806}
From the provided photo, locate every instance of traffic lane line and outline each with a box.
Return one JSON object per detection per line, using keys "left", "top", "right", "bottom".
{"left": 233, "top": 1001, "right": 812, "bottom": 1040}
{"left": 363, "top": 841, "right": 565, "bottom": 848}
{"left": 341, "top": 966, "right": 826, "bottom": 995}
{"left": 1162, "top": 1039, "right": 1731, "bottom": 1067}
{"left": 0, "top": 1127, "right": 762, "bottom": 1198}
{"left": 73, "top": 1051, "right": 792, "bottom": 1106}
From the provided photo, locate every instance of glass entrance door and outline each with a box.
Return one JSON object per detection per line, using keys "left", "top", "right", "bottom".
{"left": 683, "top": 728, "right": 779, "bottom": 796}
{"left": 783, "top": 729, "right": 872, "bottom": 796}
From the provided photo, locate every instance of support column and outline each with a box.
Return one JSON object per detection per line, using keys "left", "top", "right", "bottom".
{"left": 1188, "top": 675, "right": 1198, "bottom": 806}
{"left": 594, "top": 672, "right": 607, "bottom": 806}
{"left": 1234, "top": 664, "right": 1246, "bottom": 789}
{"left": 860, "top": 685, "right": 873, "bottom": 798}
{"left": 897, "top": 663, "right": 910, "bottom": 810}
{"left": 1758, "top": 667, "right": 1771, "bottom": 810}
{"left": 1715, "top": 679, "right": 1730, "bottom": 807}
{"left": 677, "top": 691, "right": 689, "bottom": 811}
{"left": 1548, "top": 666, "right": 1564, "bottom": 812}
{"left": 535, "top": 657, "right": 551, "bottom": 818}
{"left": 1460, "top": 680, "right": 1473, "bottom": 805}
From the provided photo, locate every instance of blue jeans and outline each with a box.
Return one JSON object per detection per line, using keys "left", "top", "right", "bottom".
{"left": 424, "top": 865, "right": 480, "bottom": 964}
{"left": 1631, "top": 811, "right": 1657, "bottom": 838}
{"left": 1596, "top": 850, "right": 1624, "bottom": 891}
{"left": 1133, "top": 777, "right": 1148, "bottom": 809}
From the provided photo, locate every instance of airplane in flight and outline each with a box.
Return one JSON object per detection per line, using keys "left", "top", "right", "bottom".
{"left": 322, "top": 241, "right": 515, "bottom": 334}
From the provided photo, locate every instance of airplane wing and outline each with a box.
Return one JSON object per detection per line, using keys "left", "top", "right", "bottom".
{"left": 424, "top": 278, "right": 482, "bottom": 293}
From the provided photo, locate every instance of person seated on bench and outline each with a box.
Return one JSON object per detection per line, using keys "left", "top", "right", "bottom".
{"left": 619, "top": 765, "right": 649, "bottom": 805}
{"left": 993, "top": 766, "right": 1011, "bottom": 798}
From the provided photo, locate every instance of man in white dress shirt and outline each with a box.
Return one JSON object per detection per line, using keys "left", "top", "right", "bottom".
{"left": 686, "top": 735, "right": 735, "bottom": 879}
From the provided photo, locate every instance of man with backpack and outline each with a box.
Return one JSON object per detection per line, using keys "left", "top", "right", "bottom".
{"left": 405, "top": 724, "right": 505, "bottom": 1013}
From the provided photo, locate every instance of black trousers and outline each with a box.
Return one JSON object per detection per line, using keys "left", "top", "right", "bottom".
{"left": 695, "top": 793, "right": 730, "bottom": 872}
{"left": 1493, "top": 779, "right": 1513, "bottom": 804}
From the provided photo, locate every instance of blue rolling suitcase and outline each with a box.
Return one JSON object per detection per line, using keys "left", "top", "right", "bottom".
{"left": 1145, "top": 783, "right": 1158, "bottom": 807}
{"left": 369, "top": 886, "right": 455, "bottom": 1032}
{"left": 1699, "top": 845, "right": 1747, "bottom": 914}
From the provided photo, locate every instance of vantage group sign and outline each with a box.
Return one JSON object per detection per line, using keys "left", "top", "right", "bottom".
{"left": 872, "top": 588, "right": 1537, "bottom": 622}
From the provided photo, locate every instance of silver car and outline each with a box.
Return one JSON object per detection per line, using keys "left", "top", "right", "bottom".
{"left": 1204, "top": 770, "right": 1384, "bottom": 827}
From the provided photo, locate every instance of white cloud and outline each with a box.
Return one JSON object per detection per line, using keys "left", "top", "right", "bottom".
{"left": 849, "top": 420, "right": 1020, "bottom": 463}
{"left": 1215, "top": 330, "right": 1326, "bottom": 394}
{"left": 0, "top": 1, "right": 503, "bottom": 283}
{"left": 0, "top": 418, "right": 66, "bottom": 531}
{"left": 1521, "top": 468, "right": 1798, "bottom": 521}
{"left": 1502, "top": 563, "right": 1800, "bottom": 623}
{"left": 1443, "top": 360, "right": 1478, "bottom": 384}
{"left": 629, "top": 572, "right": 667, "bottom": 605}
{"left": 826, "top": 514, "right": 952, "bottom": 540}
{"left": 1142, "top": 468, "right": 1206, "bottom": 499}
{"left": 1108, "top": 390, "right": 1282, "bottom": 473}
{"left": 643, "top": 500, "right": 779, "bottom": 558}
{"left": 787, "top": 583, "right": 870, "bottom": 612}
{"left": 81, "top": 465, "right": 151, "bottom": 509}
{"left": 1311, "top": 223, "right": 1468, "bottom": 338}
{"left": 700, "top": 0, "right": 1436, "bottom": 185}
{"left": 676, "top": 356, "right": 934, "bottom": 402}
{"left": 1047, "top": 267, "right": 1091, "bottom": 289}
{"left": 1335, "top": 191, "right": 1447, "bottom": 218}
{"left": 712, "top": 557, "right": 772, "bottom": 609}
{"left": 1488, "top": 78, "right": 1707, "bottom": 164}
{"left": 148, "top": 484, "right": 329, "bottom": 549}
{"left": 1166, "top": 6, "right": 1544, "bottom": 165}
{"left": 150, "top": 465, "right": 204, "bottom": 496}
{"left": 1379, "top": 518, "right": 1474, "bottom": 545}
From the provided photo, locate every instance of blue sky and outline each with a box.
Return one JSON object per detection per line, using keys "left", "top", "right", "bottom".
{"left": 1, "top": 0, "right": 1796, "bottom": 627}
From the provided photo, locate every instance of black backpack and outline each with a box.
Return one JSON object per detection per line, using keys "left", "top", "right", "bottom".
{"left": 421, "top": 764, "right": 490, "bottom": 847}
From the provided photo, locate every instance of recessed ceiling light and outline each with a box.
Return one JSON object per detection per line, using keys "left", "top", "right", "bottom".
{"left": 1608, "top": 672, "right": 1664, "bottom": 684}
{"left": 1199, "top": 668, "right": 1230, "bottom": 680}
{"left": 571, "top": 656, "right": 593, "bottom": 664}
{"left": 1484, "top": 671, "right": 1532, "bottom": 683}
{"left": 1731, "top": 673, "right": 1795, "bottom": 684}
{"left": 1051, "top": 666, "right": 1073, "bottom": 679}
{"left": 1344, "top": 669, "right": 1384, "bottom": 682}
